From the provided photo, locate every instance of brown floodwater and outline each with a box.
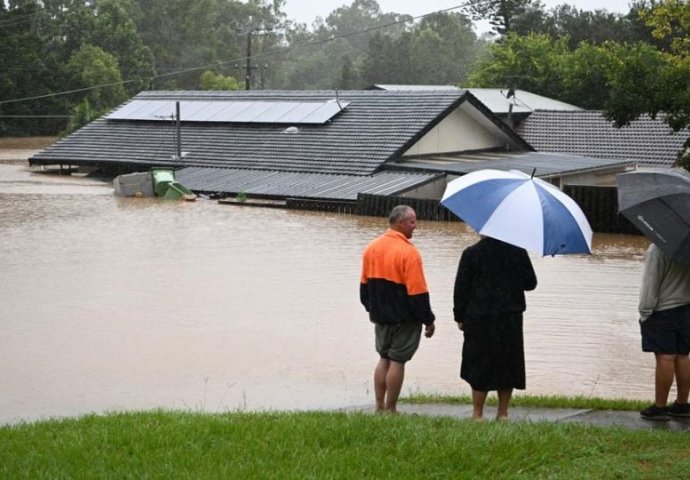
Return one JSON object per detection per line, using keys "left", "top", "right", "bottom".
{"left": 0, "top": 164, "right": 654, "bottom": 424}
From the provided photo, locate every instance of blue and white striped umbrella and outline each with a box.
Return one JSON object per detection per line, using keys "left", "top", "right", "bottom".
{"left": 441, "top": 169, "right": 593, "bottom": 255}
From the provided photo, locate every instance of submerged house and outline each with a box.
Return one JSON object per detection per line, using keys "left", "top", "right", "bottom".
{"left": 30, "top": 89, "right": 632, "bottom": 203}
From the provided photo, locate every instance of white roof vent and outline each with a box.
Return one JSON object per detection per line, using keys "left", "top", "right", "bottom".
{"left": 283, "top": 126, "right": 299, "bottom": 134}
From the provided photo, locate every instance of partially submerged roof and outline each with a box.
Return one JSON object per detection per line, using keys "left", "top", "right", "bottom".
{"left": 176, "top": 168, "right": 440, "bottom": 200}
{"left": 517, "top": 111, "right": 689, "bottom": 168}
{"left": 32, "top": 89, "right": 524, "bottom": 176}
{"left": 389, "top": 150, "right": 633, "bottom": 179}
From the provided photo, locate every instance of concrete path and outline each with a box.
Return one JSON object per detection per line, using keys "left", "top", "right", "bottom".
{"left": 346, "top": 403, "right": 690, "bottom": 432}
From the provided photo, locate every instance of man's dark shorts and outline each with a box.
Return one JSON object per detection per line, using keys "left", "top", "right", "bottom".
{"left": 375, "top": 322, "right": 423, "bottom": 363}
{"left": 640, "top": 304, "right": 690, "bottom": 354}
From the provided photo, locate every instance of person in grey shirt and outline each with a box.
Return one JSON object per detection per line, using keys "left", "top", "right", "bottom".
{"left": 638, "top": 243, "right": 690, "bottom": 420}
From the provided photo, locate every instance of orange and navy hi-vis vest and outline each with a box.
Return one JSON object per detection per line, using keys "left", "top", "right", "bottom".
{"left": 360, "top": 229, "right": 435, "bottom": 325}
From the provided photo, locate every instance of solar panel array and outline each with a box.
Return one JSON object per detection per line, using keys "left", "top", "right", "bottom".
{"left": 106, "top": 99, "right": 350, "bottom": 124}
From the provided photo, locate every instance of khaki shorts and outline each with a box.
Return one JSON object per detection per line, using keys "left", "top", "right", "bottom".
{"left": 375, "top": 322, "right": 423, "bottom": 363}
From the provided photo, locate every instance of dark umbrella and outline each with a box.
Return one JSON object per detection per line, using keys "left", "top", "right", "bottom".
{"left": 617, "top": 168, "right": 690, "bottom": 265}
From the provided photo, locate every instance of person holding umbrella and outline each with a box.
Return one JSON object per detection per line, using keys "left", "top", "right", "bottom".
{"left": 453, "top": 235, "right": 537, "bottom": 421}
{"left": 616, "top": 168, "right": 690, "bottom": 420}
{"left": 360, "top": 205, "right": 436, "bottom": 414}
{"left": 441, "top": 168, "right": 591, "bottom": 421}
{"left": 638, "top": 244, "right": 690, "bottom": 420}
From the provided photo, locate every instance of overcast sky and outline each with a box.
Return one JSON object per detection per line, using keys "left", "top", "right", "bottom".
{"left": 282, "top": 0, "right": 634, "bottom": 34}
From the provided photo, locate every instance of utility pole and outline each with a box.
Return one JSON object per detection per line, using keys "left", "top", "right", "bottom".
{"left": 242, "top": 21, "right": 277, "bottom": 90}
{"left": 175, "top": 101, "right": 181, "bottom": 161}
{"left": 245, "top": 31, "right": 252, "bottom": 90}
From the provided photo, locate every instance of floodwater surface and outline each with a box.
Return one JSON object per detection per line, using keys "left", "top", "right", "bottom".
{"left": 0, "top": 164, "right": 653, "bottom": 424}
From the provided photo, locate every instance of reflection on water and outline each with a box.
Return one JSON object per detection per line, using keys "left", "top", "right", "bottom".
{"left": 0, "top": 165, "right": 655, "bottom": 424}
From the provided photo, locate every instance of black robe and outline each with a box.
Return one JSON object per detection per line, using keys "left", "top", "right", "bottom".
{"left": 453, "top": 237, "right": 537, "bottom": 391}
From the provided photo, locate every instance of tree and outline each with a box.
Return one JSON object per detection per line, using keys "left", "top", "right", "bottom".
{"left": 466, "top": 33, "right": 569, "bottom": 100}
{"left": 64, "top": 98, "right": 97, "bottom": 133}
{"left": 359, "top": 12, "right": 479, "bottom": 86}
{"left": 360, "top": 32, "right": 409, "bottom": 85}
{"left": 412, "top": 12, "right": 478, "bottom": 84}
{"left": 640, "top": 0, "right": 690, "bottom": 53}
{"left": 67, "top": 43, "right": 127, "bottom": 112}
{"left": 510, "top": 1, "right": 654, "bottom": 47}
{"left": 323, "top": 0, "right": 411, "bottom": 51}
{"left": 91, "top": 0, "right": 155, "bottom": 95}
{"left": 0, "top": 0, "right": 72, "bottom": 135}
{"left": 559, "top": 41, "right": 615, "bottom": 109}
{"left": 463, "top": 0, "right": 532, "bottom": 36}
{"left": 338, "top": 54, "right": 359, "bottom": 89}
{"left": 200, "top": 71, "right": 242, "bottom": 90}
{"left": 604, "top": 0, "right": 690, "bottom": 131}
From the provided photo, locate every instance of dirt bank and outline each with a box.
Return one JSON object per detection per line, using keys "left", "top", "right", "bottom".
{"left": 0, "top": 137, "right": 57, "bottom": 149}
{"left": 0, "top": 137, "right": 57, "bottom": 164}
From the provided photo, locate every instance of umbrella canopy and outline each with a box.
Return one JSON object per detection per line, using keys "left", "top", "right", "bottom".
{"left": 441, "top": 169, "right": 593, "bottom": 256}
{"left": 617, "top": 168, "right": 690, "bottom": 265}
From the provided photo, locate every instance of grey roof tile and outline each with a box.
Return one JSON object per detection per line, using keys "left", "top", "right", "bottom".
{"left": 516, "top": 111, "right": 689, "bottom": 168}
{"left": 32, "top": 90, "right": 474, "bottom": 176}
{"left": 176, "top": 167, "right": 440, "bottom": 200}
{"left": 390, "top": 151, "right": 633, "bottom": 178}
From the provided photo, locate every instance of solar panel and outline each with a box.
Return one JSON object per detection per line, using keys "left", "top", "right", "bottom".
{"left": 186, "top": 101, "right": 227, "bottom": 121}
{"left": 106, "top": 100, "right": 350, "bottom": 124}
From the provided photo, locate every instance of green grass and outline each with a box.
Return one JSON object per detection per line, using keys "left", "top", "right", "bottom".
{"left": 403, "top": 393, "right": 650, "bottom": 411}
{"left": 2, "top": 409, "right": 689, "bottom": 479}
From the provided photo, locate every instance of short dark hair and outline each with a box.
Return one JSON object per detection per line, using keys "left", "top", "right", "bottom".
{"left": 389, "top": 205, "right": 412, "bottom": 225}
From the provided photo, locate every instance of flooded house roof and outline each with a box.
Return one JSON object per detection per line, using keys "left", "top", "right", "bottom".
{"left": 31, "top": 89, "right": 524, "bottom": 177}
{"left": 29, "top": 89, "right": 646, "bottom": 200}
{"left": 176, "top": 167, "right": 441, "bottom": 200}
{"left": 516, "top": 111, "right": 689, "bottom": 168}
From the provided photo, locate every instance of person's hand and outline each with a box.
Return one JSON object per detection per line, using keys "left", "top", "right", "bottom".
{"left": 424, "top": 322, "right": 435, "bottom": 338}
{"left": 456, "top": 321, "right": 464, "bottom": 331}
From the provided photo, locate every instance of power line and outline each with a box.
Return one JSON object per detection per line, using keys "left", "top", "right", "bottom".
{"left": 0, "top": 115, "right": 70, "bottom": 118}
{"left": 0, "top": 80, "right": 138, "bottom": 106}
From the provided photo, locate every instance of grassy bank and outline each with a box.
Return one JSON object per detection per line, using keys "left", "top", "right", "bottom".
{"left": 404, "top": 393, "right": 650, "bottom": 411}
{"left": 2, "top": 406, "right": 688, "bottom": 479}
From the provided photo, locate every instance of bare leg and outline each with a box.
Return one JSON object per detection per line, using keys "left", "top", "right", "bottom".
{"left": 655, "top": 353, "right": 676, "bottom": 407}
{"left": 374, "top": 358, "right": 390, "bottom": 412}
{"left": 497, "top": 389, "right": 513, "bottom": 419}
{"left": 674, "top": 354, "right": 690, "bottom": 404}
{"left": 384, "top": 361, "right": 405, "bottom": 413}
{"left": 472, "top": 389, "right": 488, "bottom": 420}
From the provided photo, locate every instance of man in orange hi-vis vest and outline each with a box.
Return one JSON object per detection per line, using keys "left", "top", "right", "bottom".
{"left": 360, "top": 205, "right": 436, "bottom": 413}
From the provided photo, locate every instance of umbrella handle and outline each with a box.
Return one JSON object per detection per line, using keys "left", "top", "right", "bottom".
{"left": 530, "top": 168, "right": 536, "bottom": 179}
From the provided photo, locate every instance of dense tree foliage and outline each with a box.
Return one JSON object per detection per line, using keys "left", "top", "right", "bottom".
{"left": 466, "top": 33, "right": 650, "bottom": 110}
{"left": 0, "top": 0, "right": 282, "bottom": 135}
{"left": 1, "top": 0, "right": 689, "bottom": 138}
{"left": 604, "top": 0, "right": 690, "bottom": 132}
{"left": 468, "top": 1, "right": 690, "bottom": 133}
{"left": 511, "top": 1, "right": 653, "bottom": 47}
